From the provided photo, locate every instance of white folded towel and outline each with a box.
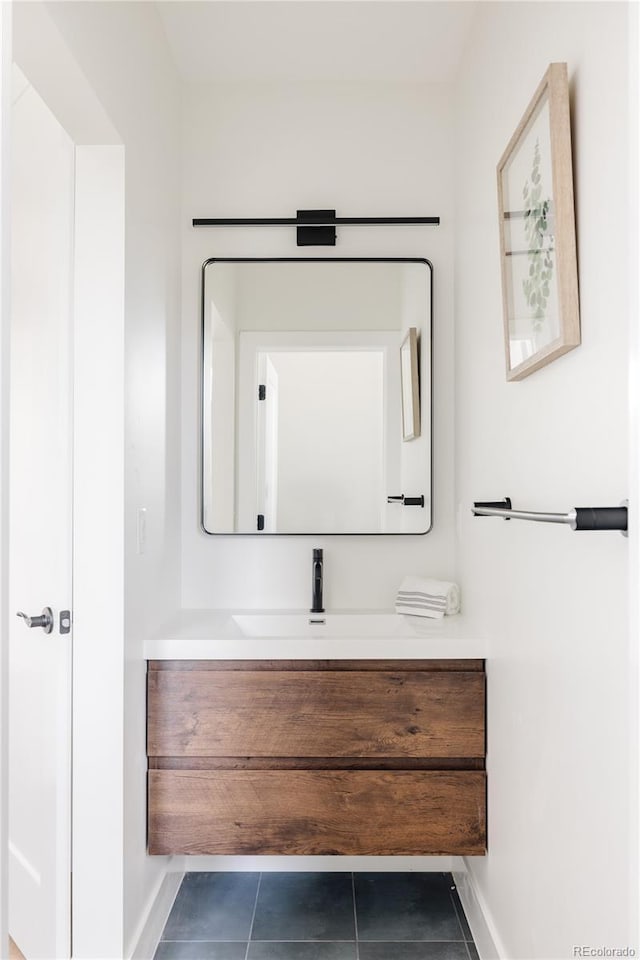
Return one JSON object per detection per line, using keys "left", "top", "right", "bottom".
{"left": 395, "top": 576, "right": 461, "bottom": 620}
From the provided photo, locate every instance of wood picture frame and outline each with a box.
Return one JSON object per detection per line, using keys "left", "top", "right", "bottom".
{"left": 497, "top": 62, "right": 580, "bottom": 381}
{"left": 400, "top": 326, "right": 420, "bottom": 440}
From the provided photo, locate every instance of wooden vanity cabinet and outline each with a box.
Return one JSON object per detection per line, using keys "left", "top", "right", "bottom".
{"left": 147, "top": 659, "right": 486, "bottom": 856}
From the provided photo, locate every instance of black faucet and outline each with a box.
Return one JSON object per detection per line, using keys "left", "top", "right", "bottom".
{"left": 310, "top": 548, "right": 324, "bottom": 613}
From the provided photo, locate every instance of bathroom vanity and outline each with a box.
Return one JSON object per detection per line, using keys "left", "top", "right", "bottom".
{"left": 146, "top": 612, "right": 487, "bottom": 857}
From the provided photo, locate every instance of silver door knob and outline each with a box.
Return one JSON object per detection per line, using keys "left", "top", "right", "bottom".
{"left": 16, "top": 607, "right": 54, "bottom": 634}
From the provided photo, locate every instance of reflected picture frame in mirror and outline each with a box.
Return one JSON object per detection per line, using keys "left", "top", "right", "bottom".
{"left": 201, "top": 258, "right": 433, "bottom": 536}
{"left": 400, "top": 327, "right": 420, "bottom": 441}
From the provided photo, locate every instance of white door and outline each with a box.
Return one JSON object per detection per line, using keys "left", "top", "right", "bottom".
{"left": 8, "top": 67, "right": 73, "bottom": 960}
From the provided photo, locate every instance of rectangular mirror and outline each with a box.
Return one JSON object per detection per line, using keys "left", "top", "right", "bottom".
{"left": 202, "top": 258, "right": 432, "bottom": 535}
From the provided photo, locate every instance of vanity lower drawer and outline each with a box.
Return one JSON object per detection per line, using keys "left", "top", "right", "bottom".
{"left": 148, "top": 768, "right": 486, "bottom": 856}
{"left": 147, "top": 661, "right": 485, "bottom": 759}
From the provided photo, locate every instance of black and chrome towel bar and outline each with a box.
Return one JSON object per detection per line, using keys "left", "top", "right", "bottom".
{"left": 192, "top": 209, "right": 440, "bottom": 246}
{"left": 472, "top": 497, "right": 628, "bottom": 535}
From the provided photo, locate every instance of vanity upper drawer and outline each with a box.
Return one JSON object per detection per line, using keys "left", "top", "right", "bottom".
{"left": 147, "top": 663, "right": 485, "bottom": 759}
{"left": 148, "top": 768, "right": 486, "bottom": 856}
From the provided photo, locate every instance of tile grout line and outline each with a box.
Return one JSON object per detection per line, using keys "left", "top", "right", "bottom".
{"left": 244, "top": 872, "right": 263, "bottom": 960}
{"left": 449, "top": 877, "right": 475, "bottom": 960}
{"left": 160, "top": 939, "right": 470, "bottom": 944}
{"left": 351, "top": 872, "right": 360, "bottom": 960}
{"left": 449, "top": 883, "right": 468, "bottom": 939}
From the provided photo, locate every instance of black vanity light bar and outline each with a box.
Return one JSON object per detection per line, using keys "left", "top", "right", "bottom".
{"left": 192, "top": 216, "right": 440, "bottom": 226}
{"left": 192, "top": 209, "right": 440, "bottom": 246}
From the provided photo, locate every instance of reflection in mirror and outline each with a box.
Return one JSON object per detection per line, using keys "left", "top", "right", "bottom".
{"left": 202, "top": 259, "right": 432, "bottom": 535}
{"left": 401, "top": 327, "right": 420, "bottom": 441}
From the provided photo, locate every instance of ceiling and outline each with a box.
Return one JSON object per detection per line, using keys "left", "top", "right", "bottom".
{"left": 156, "top": 1, "right": 477, "bottom": 84}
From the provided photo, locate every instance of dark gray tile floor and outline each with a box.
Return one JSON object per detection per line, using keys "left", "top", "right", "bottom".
{"left": 156, "top": 872, "right": 478, "bottom": 960}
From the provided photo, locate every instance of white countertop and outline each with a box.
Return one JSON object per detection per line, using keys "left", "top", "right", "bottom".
{"left": 145, "top": 609, "right": 487, "bottom": 660}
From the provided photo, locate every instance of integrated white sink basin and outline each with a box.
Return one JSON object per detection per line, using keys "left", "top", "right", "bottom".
{"left": 232, "top": 612, "right": 441, "bottom": 638}
{"left": 146, "top": 609, "right": 486, "bottom": 659}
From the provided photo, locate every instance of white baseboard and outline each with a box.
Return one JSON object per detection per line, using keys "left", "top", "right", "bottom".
{"left": 453, "top": 865, "right": 505, "bottom": 960}
{"left": 168, "top": 855, "right": 456, "bottom": 872}
{"left": 130, "top": 870, "right": 184, "bottom": 960}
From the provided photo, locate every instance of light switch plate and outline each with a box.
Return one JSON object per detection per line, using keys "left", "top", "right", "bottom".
{"left": 136, "top": 507, "right": 147, "bottom": 555}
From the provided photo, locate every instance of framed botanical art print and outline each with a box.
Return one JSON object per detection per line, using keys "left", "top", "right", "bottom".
{"left": 497, "top": 62, "right": 580, "bottom": 381}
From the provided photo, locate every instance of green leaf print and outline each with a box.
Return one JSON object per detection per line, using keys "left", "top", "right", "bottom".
{"left": 521, "top": 138, "right": 554, "bottom": 331}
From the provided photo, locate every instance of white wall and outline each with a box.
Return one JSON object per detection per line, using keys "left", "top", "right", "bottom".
{"left": 182, "top": 81, "right": 455, "bottom": 608}
{"left": 73, "top": 142, "right": 126, "bottom": 960}
{"left": 454, "top": 3, "right": 635, "bottom": 957}
{"left": 235, "top": 260, "right": 402, "bottom": 332}
{"left": 207, "top": 266, "right": 238, "bottom": 531}
{"left": 0, "top": 5, "right": 12, "bottom": 954}
{"left": 17, "top": 3, "right": 183, "bottom": 956}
